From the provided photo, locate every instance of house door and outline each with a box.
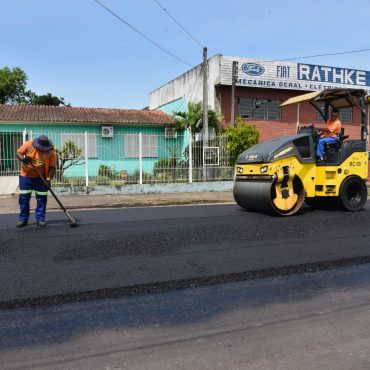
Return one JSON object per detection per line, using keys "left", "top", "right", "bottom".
{"left": 0, "top": 132, "right": 23, "bottom": 175}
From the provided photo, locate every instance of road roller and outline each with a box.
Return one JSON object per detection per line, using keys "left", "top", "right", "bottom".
{"left": 233, "top": 88, "right": 369, "bottom": 216}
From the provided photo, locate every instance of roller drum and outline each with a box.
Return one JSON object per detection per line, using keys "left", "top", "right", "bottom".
{"left": 233, "top": 177, "right": 305, "bottom": 216}
{"left": 233, "top": 180, "right": 275, "bottom": 213}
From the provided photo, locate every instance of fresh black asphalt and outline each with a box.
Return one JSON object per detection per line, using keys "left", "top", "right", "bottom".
{"left": 1, "top": 202, "right": 370, "bottom": 307}
{"left": 1, "top": 264, "right": 370, "bottom": 369}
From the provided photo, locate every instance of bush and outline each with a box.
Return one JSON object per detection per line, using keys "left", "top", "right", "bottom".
{"left": 95, "top": 176, "right": 111, "bottom": 185}
{"left": 154, "top": 158, "right": 188, "bottom": 177}
{"left": 223, "top": 118, "right": 260, "bottom": 164}
{"left": 98, "top": 164, "right": 117, "bottom": 179}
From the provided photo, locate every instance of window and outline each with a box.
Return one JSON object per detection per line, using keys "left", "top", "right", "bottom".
{"left": 60, "top": 133, "right": 97, "bottom": 158}
{"left": 124, "top": 134, "right": 158, "bottom": 158}
{"left": 238, "top": 98, "right": 281, "bottom": 120}
{"left": 0, "top": 133, "right": 23, "bottom": 174}
{"left": 316, "top": 104, "right": 352, "bottom": 123}
{"left": 293, "top": 136, "right": 311, "bottom": 158}
{"left": 339, "top": 107, "right": 352, "bottom": 123}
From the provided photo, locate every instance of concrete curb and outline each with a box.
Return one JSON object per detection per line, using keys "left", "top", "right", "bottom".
{"left": 0, "top": 191, "right": 235, "bottom": 214}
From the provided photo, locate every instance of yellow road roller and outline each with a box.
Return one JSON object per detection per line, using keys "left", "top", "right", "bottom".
{"left": 233, "top": 88, "right": 369, "bottom": 216}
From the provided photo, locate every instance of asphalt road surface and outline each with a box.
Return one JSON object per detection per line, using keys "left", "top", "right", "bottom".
{"left": 1, "top": 264, "right": 370, "bottom": 370}
{"left": 1, "top": 202, "right": 370, "bottom": 306}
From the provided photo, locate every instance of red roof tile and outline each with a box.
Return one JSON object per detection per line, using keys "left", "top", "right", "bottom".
{"left": 0, "top": 104, "right": 176, "bottom": 125}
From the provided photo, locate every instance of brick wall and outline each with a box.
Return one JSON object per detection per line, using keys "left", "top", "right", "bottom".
{"left": 218, "top": 85, "right": 363, "bottom": 142}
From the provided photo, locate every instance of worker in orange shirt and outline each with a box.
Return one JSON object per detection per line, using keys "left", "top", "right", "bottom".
{"left": 16, "top": 135, "right": 57, "bottom": 227}
{"left": 316, "top": 108, "right": 342, "bottom": 161}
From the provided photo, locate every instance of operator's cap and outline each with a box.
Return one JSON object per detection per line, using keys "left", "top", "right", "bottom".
{"left": 33, "top": 135, "right": 53, "bottom": 151}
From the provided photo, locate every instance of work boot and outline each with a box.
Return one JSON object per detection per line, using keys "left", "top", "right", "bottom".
{"left": 37, "top": 220, "right": 47, "bottom": 227}
{"left": 16, "top": 220, "right": 28, "bottom": 228}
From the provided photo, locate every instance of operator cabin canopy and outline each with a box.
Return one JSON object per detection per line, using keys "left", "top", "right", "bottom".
{"left": 280, "top": 88, "right": 369, "bottom": 132}
{"left": 281, "top": 88, "right": 368, "bottom": 109}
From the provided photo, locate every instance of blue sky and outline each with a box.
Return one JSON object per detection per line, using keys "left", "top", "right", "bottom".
{"left": 2, "top": 0, "right": 370, "bottom": 109}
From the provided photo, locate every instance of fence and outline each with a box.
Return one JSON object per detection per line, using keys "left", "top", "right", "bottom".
{"left": 0, "top": 130, "right": 234, "bottom": 193}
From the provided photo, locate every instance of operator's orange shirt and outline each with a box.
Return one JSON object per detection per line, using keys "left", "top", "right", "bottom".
{"left": 17, "top": 141, "right": 57, "bottom": 178}
{"left": 323, "top": 118, "right": 341, "bottom": 138}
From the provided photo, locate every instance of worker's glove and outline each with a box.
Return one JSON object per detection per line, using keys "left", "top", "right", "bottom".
{"left": 45, "top": 179, "right": 51, "bottom": 189}
{"left": 22, "top": 155, "right": 31, "bottom": 165}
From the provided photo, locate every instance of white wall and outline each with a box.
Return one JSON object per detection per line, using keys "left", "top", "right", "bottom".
{"left": 0, "top": 176, "right": 18, "bottom": 195}
{"left": 149, "top": 54, "right": 222, "bottom": 111}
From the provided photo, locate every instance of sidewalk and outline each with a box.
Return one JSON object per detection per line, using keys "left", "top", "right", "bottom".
{"left": 2, "top": 185, "right": 369, "bottom": 214}
{"left": 0, "top": 191, "right": 235, "bottom": 214}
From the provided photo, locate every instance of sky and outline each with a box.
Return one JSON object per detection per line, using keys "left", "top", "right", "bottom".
{"left": 2, "top": 0, "right": 370, "bottom": 109}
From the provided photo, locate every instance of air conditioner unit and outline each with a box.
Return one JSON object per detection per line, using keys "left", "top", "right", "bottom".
{"left": 165, "top": 127, "right": 177, "bottom": 139}
{"left": 102, "top": 126, "right": 114, "bottom": 138}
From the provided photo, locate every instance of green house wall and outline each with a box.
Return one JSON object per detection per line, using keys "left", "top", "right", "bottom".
{"left": 0, "top": 122, "right": 186, "bottom": 177}
{"left": 156, "top": 97, "right": 186, "bottom": 115}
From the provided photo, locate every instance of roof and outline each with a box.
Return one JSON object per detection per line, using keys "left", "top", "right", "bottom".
{"left": 281, "top": 89, "right": 368, "bottom": 109}
{"left": 0, "top": 104, "right": 176, "bottom": 125}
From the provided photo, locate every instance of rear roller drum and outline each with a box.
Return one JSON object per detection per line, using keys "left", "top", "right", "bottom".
{"left": 339, "top": 176, "right": 368, "bottom": 211}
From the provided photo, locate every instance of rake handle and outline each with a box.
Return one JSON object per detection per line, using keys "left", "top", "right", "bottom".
{"left": 28, "top": 160, "right": 67, "bottom": 213}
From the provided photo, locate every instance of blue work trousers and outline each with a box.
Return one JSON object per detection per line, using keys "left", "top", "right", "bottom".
{"left": 19, "top": 175, "right": 49, "bottom": 222}
{"left": 316, "top": 137, "right": 338, "bottom": 159}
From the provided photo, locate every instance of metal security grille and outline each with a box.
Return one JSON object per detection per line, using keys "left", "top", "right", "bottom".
{"left": 238, "top": 97, "right": 281, "bottom": 120}
{"left": 0, "top": 132, "right": 23, "bottom": 175}
{"left": 0, "top": 130, "right": 235, "bottom": 194}
{"left": 124, "top": 134, "right": 158, "bottom": 158}
{"left": 60, "top": 133, "right": 98, "bottom": 158}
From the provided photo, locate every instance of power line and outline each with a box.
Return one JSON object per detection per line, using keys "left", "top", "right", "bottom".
{"left": 265, "top": 48, "right": 370, "bottom": 63}
{"left": 93, "top": 0, "right": 194, "bottom": 67}
{"left": 153, "top": 0, "right": 204, "bottom": 48}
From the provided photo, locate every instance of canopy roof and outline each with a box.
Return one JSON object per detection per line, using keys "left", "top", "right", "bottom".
{"left": 281, "top": 89, "right": 368, "bottom": 109}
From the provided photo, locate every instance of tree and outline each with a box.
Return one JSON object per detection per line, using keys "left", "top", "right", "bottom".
{"left": 27, "top": 92, "right": 68, "bottom": 106}
{"left": 223, "top": 117, "right": 260, "bottom": 164}
{"left": 0, "top": 65, "right": 69, "bottom": 106}
{"left": 0, "top": 67, "right": 28, "bottom": 104}
{"left": 55, "top": 140, "right": 85, "bottom": 180}
{"left": 173, "top": 101, "right": 220, "bottom": 135}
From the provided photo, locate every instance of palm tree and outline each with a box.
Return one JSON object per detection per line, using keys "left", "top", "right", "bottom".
{"left": 173, "top": 101, "right": 220, "bottom": 135}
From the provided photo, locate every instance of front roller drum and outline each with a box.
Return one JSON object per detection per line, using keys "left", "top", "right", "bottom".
{"left": 233, "top": 176, "right": 305, "bottom": 216}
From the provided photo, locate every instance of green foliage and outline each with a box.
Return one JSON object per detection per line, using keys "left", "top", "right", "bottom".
{"left": 173, "top": 101, "right": 220, "bottom": 134}
{"left": 154, "top": 157, "right": 188, "bottom": 170}
{"left": 55, "top": 140, "right": 84, "bottom": 179}
{"left": 0, "top": 65, "right": 69, "bottom": 105}
{"left": 96, "top": 176, "right": 112, "bottom": 185}
{"left": 153, "top": 143, "right": 188, "bottom": 176}
{"left": 98, "top": 164, "right": 117, "bottom": 179}
{"left": 223, "top": 118, "right": 260, "bottom": 164}
{"left": 0, "top": 66, "right": 28, "bottom": 104}
{"left": 182, "top": 143, "right": 203, "bottom": 167}
{"left": 27, "top": 92, "right": 68, "bottom": 106}
{"left": 154, "top": 158, "right": 177, "bottom": 169}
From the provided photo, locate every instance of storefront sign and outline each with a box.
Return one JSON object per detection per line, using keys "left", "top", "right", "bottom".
{"left": 221, "top": 56, "right": 370, "bottom": 94}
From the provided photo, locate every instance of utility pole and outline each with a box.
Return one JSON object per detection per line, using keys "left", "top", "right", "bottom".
{"left": 231, "top": 61, "right": 238, "bottom": 127}
{"left": 202, "top": 47, "right": 208, "bottom": 182}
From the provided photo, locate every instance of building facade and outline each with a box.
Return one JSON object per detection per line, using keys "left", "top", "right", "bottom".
{"left": 149, "top": 54, "right": 370, "bottom": 142}
{"left": 0, "top": 105, "right": 183, "bottom": 193}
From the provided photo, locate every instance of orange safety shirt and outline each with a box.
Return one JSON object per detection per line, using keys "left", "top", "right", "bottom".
{"left": 323, "top": 117, "right": 341, "bottom": 138}
{"left": 17, "top": 141, "right": 57, "bottom": 178}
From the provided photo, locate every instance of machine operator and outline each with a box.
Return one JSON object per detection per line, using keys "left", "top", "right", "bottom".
{"left": 316, "top": 108, "right": 342, "bottom": 162}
